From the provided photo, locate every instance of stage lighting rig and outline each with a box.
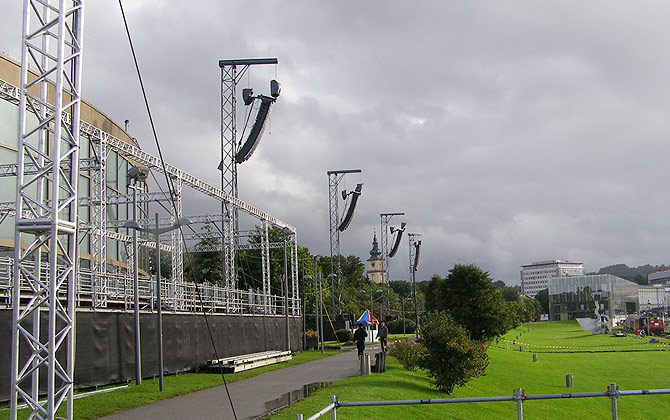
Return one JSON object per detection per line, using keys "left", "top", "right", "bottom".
{"left": 338, "top": 183, "right": 363, "bottom": 232}
{"left": 388, "top": 222, "right": 406, "bottom": 258}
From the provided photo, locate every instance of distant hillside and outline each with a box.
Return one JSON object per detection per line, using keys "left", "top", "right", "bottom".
{"left": 588, "top": 264, "right": 670, "bottom": 285}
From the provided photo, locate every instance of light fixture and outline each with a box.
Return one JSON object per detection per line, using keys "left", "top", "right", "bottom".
{"left": 338, "top": 183, "right": 363, "bottom": 232}
{"left": 242, "top": 88, "right": 254, "bottom": 106}
{"left": 388, "top": 222, "right": 406, "bottom": 258}
{"left": 128, "top": 166, "right": 149, "bottom": 184}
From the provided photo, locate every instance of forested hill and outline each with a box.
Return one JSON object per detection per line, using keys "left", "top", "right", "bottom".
{"left": 588, "top": 264, "right": 670, "bottom": 285}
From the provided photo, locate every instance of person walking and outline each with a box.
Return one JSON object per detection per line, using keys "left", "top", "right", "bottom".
{"left": 353, "top": 324, "right": 368, "bottom": 356}
{"left": 379, "top": 322, "right": 388, "bottom": 353}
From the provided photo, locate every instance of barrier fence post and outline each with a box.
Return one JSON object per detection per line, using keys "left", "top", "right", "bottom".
{"left": 331, "top": 395, "right": 338, "bottom": 420}
{"left": 609, "top": 382, "right": 619, "bottom": 420}
{"left": 514, "top": 388, "right": 524, "bottom": 420}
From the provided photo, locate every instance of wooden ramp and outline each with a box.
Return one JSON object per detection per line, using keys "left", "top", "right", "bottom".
{"left": 208, "top": 350, "right": 292, "bottom": 373}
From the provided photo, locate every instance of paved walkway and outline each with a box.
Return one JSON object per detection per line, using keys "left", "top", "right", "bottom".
{"left": 98, "top": 345, "right": 380, "bottom": 420}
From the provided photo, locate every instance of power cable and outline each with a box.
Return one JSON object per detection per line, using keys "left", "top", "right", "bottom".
{"left": 118, "top": 2, "right": 237, "bottom": 419}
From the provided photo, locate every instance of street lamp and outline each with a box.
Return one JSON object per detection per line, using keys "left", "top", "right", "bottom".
{"left": 281, "top": 227, "right": 290, "bottom": 352}
{"left": 127, "top": 166, "right": 148, "bottom": 385}
{"left": 124, "top": 213, "right": 192, "bottom": 391}
{"left": 397, "top": 295, "right": 412, "bottom": 335}
{"left": 303, "top": 272, "right": 336, "bottom": 353}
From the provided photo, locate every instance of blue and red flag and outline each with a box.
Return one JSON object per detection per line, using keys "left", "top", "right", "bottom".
{"left": 355, "top": 309, "right": 378, "bottom": 326}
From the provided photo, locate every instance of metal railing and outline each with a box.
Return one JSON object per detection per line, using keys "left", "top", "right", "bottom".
{"left": 298, "top": 384, "right": 670, "bottom": 420}
{"left": 0, "top": 256, "right": 298, "bottom": 316}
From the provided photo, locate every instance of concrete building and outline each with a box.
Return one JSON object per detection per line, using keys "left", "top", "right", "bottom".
{"left": 521, "top": 259, "right": 585, "bottom": 298}
{"left": 365, "top": 233, "right": 385, "bottom": 284}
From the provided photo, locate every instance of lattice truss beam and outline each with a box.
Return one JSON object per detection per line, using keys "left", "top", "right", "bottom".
{"left": 11, "top": 2, "right": 84, "bottom": 420}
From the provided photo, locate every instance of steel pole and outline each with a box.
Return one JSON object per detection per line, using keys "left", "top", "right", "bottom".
{"left": 319, "top": 280, "right": 324, "bottom": 353}
{"left": 132, "top": 185, "right": 141, "bottom": 385}
{"left": 402, "top": 299, "right": 406, "bottom": 335}
{"left": 155, "top": 213, "right": 164, "bottom": 391}
{"left": 284, "top": 235, "right": 290, "bottom": 351}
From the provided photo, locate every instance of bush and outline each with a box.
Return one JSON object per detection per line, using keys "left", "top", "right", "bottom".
{"left": 334, "top": 329, "right": 353, "bottom": 343}
{"left": 387, "top": 319, "right": 416, "bottom": 335}
{"left": 303, "top": 329, "right": 319, "bottom": 340}
{"left": 388, "top": 338, "right": 424, "bottom": 371}
{"left": 419, "top": 311, "right": 489, "bottom": 394}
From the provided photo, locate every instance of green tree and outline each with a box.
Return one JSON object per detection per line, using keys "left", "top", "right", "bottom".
{"left": 501, "top": 286, "right": 520, "bottom": 302}
{"left": 425, "top": 274, "right": 444, "bottom": 312}
{"left": 183, "top": 223, "right": 222, "bottom": 284}
{"left": 434, "top": 264, "right": 508, "bottom": 342}
{"left": 534, "top": 288, "right": 549, "bottom": 313}
{"left": 419, "top": 311, "right": 489, "bottom": 394}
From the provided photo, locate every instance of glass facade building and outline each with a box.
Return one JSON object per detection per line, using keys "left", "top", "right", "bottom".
{"left": 549, "top": 274, "right": 639, "bottom": 326}
{"left": 0, "top": 52, "right": 148, "bottom": 273}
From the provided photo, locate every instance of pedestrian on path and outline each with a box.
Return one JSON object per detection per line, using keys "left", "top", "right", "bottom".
{"left": 353, "top": 324, "right": 367, "bottom": 356}
{"left": 379, "top": 322, "right": 388, "bottom": 352}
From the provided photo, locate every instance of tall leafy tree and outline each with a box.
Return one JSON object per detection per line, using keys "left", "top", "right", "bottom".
{"left": 534, "top": 288, "right": 550, "bottom": 313}
{"left": 435, "top": 264, "right": 508, "bottom": 341}
{"left": 183, "top": 223, "right": 222, "bottom": 284}
{"left": 425, "top": 274, "right": 444, "bottom": 312}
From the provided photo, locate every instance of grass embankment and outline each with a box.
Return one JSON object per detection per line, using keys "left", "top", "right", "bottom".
{"left": 0, "top": 349, "right": 342, "bottom": 420}
{"left": 268, "top": 321, "right": 670, "bottom": 420}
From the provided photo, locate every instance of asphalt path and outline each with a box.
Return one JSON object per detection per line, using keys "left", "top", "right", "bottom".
{"left": 96, "top": 345, "right": 380, "bottom": 420}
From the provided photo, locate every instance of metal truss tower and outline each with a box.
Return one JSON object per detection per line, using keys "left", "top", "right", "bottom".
{"left": 219, "top": 58, "right": 277, "bottom": 291}
{"left": 11, "top": 2, "right": 84, "bottom": 420}
{"left": 327, "top": 169, "right": 361, "bottom": 314}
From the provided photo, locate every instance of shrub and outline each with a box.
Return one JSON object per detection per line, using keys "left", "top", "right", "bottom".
{"left": 334, "top": 328, "right": 353, "bottom": 343}
{"left": 304, "top": 329, "right": 319, "bottom": 340}
{"left": 388, "top": 338, "right": 424, "bottom": 371}
{"left": 419, "top": 311, "right": 489, "bottom": 394}
{"left": 387, "top": 319, "right": 416, "bottom": 335}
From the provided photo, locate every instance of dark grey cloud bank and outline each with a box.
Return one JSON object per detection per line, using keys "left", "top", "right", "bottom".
{"left": 3, "top": 1, "right": 670, "bottom": 284}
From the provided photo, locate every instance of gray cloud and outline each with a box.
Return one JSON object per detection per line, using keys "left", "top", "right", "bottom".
{"left": 3, "top": 1, "right": 670, "bottom": 284}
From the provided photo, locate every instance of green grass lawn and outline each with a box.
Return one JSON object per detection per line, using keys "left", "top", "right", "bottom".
{"left": 266, "top": 321, "right": 670, "bottom": 420}
{"left": 0, "top": 349, "right": 342, "bottom": 420}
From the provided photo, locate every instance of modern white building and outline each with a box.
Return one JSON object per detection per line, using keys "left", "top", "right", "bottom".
{"left": 648, "top": 270, "right": 670, "bottom": 285}
{"left": 521, "top": 259, "right": 585, "bottom": 298}
{"left": 639, "top": 285, "right": 669, "bottom": 313}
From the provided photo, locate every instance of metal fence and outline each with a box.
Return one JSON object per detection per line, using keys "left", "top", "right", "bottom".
{"left": 298, "top": 384, "right": 670, "bottom": 420}
{"left": 0, "top": 256, "right": 298, "bottom": 315}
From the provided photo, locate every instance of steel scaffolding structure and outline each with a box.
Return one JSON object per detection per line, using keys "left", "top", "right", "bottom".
{"left": 11, "top": 3, "right": 84, "bottom": 420}
{"left": 327, "top": 169, "right": 361, "bottom": 314}
{"left": 4, "top": 21, "right": 299, "bottom": 418}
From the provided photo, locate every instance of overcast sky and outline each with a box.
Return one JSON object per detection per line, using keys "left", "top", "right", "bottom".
{"left": 3, "top": 1, "right": 670, "bottom": 285}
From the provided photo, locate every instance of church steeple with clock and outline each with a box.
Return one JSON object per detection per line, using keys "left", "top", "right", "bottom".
{"left": 366, "top": 232, "right": 385, "bottom": 284}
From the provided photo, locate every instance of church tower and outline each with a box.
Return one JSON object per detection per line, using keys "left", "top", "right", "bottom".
{"left": 366, "top": 233, "right": 385, "bottom": 284}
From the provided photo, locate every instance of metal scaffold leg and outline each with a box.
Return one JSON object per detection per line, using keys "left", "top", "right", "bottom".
{"left": 11, "top": 2, "right": 84, "bottom": 420}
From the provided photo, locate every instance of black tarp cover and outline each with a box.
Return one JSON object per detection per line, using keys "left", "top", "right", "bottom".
{"left": 0, "top": 310, "right": 301, "bottom": 401}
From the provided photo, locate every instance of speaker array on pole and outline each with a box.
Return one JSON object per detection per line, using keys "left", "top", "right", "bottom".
{"left": 338, "top": 183, "right": 363, "bottom": 232}
{"left": 388, "top": 222, "right": 406, "bottom": 258}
